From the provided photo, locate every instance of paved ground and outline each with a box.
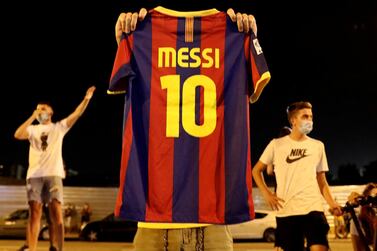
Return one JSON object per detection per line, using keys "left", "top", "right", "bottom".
{"left": 0, "top": 238, "right": 352, "bottom": 251}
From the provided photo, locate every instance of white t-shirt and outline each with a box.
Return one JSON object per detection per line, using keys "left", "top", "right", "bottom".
{"left": 259, "top": 135, "right": 329, "bottom": 217}
{"left": 26, "top": 119, "right": 70, "bottom": 179}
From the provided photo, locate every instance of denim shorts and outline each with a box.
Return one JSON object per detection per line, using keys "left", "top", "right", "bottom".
{"left": 26, "top": 176, "right": 63, "bottom": 204}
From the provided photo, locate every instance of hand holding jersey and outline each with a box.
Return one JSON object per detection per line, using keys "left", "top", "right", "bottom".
{"left": 110, "top": 6, "right": 270, "bottom": 251}
{"left": 115, "top": 8, "right": 258, "bottom": 45}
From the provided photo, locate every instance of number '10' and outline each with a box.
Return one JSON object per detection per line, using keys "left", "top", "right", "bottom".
{"left": 160, "top": 75, "right": 217, "bottom": 138}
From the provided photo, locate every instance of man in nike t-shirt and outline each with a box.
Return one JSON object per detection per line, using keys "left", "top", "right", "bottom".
{"left": 252, "top": 101, "right": 342, "bottom": 251}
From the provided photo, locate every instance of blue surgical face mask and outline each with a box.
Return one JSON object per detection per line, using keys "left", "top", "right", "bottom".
{"left": 37, "top": 112, "right": 49, "bottom": 124}
{"left": 299, "top": 120, "right": 313, "bottom": 135}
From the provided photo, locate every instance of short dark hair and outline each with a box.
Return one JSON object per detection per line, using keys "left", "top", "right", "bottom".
{"left": 286, "top": 101, "right": 312, "bottom": 124}
{"left": 37, "top": 101, "right": 52, "bottom": 107}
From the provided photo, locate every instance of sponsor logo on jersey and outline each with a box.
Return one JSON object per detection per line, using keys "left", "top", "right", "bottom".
{"left": 253, "top": 39, "right": 263, "bottom": 55}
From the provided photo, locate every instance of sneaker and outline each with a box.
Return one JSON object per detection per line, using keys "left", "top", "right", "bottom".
{"left": 18, "top": 245, "right": 29, "bottom": 251}
{"left": 49, "top": 246, "right": 58, "bottom": 251}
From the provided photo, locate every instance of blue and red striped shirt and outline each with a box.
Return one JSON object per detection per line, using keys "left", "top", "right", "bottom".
{"left": 109, "top": 6, "right": 271, "bottom": 224}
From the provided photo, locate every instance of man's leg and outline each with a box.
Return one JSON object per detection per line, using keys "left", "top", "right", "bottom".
{"left": 46, "top": 204, "right": 57, "bottom": 250}
{"left": 26, "top": 178, "right": 44, "bottom": 251}
{"left": 44, "top": 176, "right": 64, "bottom": 251}
{"left": 201, "top": 225, "right": 233, "bottom": 251}
{"left": 304, "top": 212, "right": 330, "bottom": 251}
{"left": 17, "top": 232, "right": 29, "bottom": 251}
{"left": 275, "top": 215, "right": 306, "bottom": 251}
{"left": 49, "top": 199, "right": 64, "bottom": 251}
{"left": 28, "top": 201, "right": 43, "bottom": 251}
{"left": 18, "top": 221, "right": 30, "bottom": 251}
{"left": 133, "top": 227, "right": 166, "bottom": 251}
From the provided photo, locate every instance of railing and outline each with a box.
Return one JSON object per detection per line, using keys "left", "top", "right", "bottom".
{"left": 0, "top": 184, "right": 366, "bottom": 227}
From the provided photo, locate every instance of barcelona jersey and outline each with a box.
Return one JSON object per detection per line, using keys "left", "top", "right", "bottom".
{"left": 109, "top": 6, "right": 271, "bottom": 224}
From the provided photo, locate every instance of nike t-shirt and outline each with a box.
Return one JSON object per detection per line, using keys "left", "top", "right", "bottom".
{"left": 26, "top": 119, "right": 69, "bottom": 179}
{"left": 259, "top": 135, "right": 328, "bottom": 217}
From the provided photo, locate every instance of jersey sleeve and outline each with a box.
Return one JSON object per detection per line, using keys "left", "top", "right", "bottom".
{"left": 248, "top": 32, "right": 271, "bottom": 103}
{"left": 259, "top": 139, "right": 275, "bottom": 165}
{"left": 108, "top": 33, "right": 136, "bottom": 94}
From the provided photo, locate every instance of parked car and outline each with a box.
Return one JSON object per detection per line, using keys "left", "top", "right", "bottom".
{"left": 79, "top": 213, "right": 137, "bottom": 242}
{"left": 228, "top": 209, "right": 277, "bottom": 242}
{"left": 0, "top": 208, "right": 50, "bottom": 240}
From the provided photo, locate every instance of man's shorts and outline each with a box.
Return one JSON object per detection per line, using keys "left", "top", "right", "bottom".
{"left": 275, "top": 211, "right": 330, "bottom": 251}
{"left": 26, "top": 176, "right": 63, "bottom": 204}
{"left": 134, "top": 225, "right": 233, "bottom": 251}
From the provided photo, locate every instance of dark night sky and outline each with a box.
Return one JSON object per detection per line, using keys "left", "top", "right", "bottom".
{"left": 1, "top": 0, "right": 376, "bottom": 185}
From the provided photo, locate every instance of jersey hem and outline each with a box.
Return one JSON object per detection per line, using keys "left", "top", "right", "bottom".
{"left": 250, "top": 71, "right": 271, "bottom": 103}
{"left": 107, "top": 90, "right": 126, "bottom": 95}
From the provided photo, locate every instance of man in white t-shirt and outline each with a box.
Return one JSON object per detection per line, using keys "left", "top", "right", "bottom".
{"left": 252, "top": 101, "right": 342, "bottom": 251}
{"left": 14, "top": 86, "right": 95, "bottom": 251}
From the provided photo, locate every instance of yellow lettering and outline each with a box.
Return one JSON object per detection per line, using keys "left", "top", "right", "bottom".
{"left": 177, "top": 48, "right": 189, "bottom": 68}
{"left": 215, "top": 48, "right": 219, "bottom": 69}
{"left": 182, "top": 75, "right": 217, "bottom": 137}
{"left": 158, "top": 47, "right": 220, "bottom": 69}
{"left": 158, "top": 47, "right": 176, "bottom": 68}
{"left": 161, "top": 75, "right": 180, "bottom": 137}
{"left": 189, "top": 48, "right": 201, "bottom": 68}
{"left": 161, "top": 74, "right": 217, "bottom": 138}
{"left": 202, "top": 48, "right": 213, "bottom": 68}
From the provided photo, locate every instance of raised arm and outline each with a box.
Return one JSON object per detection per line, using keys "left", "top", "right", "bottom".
{"left": 252, "top": 160, "right": 284, "bottom": 211}
{"left": 65, "top": 86, "right": 96, "bottom": 128}
{"left": 14, "top": 110, "right": 39, "bottom": 140}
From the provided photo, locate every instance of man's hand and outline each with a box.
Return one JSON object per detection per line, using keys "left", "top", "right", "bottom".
{"left": 115, "top": 8, "right": 258, "bottom": 45}
{"left": 330, "top": 205, "right": 343, "bottom": 216}
{"left": 115, "top": 8, "right": 147, "bottom": 45}
{"left": 32, "top": 109, "right": 39, "bottom": 121}
{"left": 227, "top": 8, "right": 257, "bottom": 35}
{"left": 85, "top": 86, "right": 96, "bottom": 100}
{"left": 262, "top": 190, "right": 285, "bottom": 211}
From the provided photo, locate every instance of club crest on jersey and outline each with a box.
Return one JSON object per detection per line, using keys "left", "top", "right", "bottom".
{"left": 286, "top": 148, "right": 309, "bottom": 164}
{"left": 158, "top": 47, "right": 220, "bottom": 69}
{"left": 253, "top": 39, "right": 263, "bottom": 55}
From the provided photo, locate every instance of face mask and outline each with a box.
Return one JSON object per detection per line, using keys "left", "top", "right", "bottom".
{"left": 299, "top": 120, "right": 313, "bottom": 135}
{"left": 37, "top": 112, "right": 49, "bottom": 124}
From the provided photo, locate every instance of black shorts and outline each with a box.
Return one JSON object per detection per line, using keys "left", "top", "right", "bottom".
{"left": 275, "top": 211, "right": 330, "bottom": 251}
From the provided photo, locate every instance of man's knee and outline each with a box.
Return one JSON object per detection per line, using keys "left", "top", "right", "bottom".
{"left": 49, "top": 200, "right": 64, "bottom": 225}
{"left": 29, "top": 201, "right": 43, "bottom": 221}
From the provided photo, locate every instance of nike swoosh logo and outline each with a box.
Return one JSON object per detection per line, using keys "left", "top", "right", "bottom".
{"left": 286, "top": 154, "right": 309, "bottom": 164}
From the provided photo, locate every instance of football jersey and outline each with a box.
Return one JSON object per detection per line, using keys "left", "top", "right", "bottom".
{"left": 109, "top": 6, "right": 271, "bottom": 224}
